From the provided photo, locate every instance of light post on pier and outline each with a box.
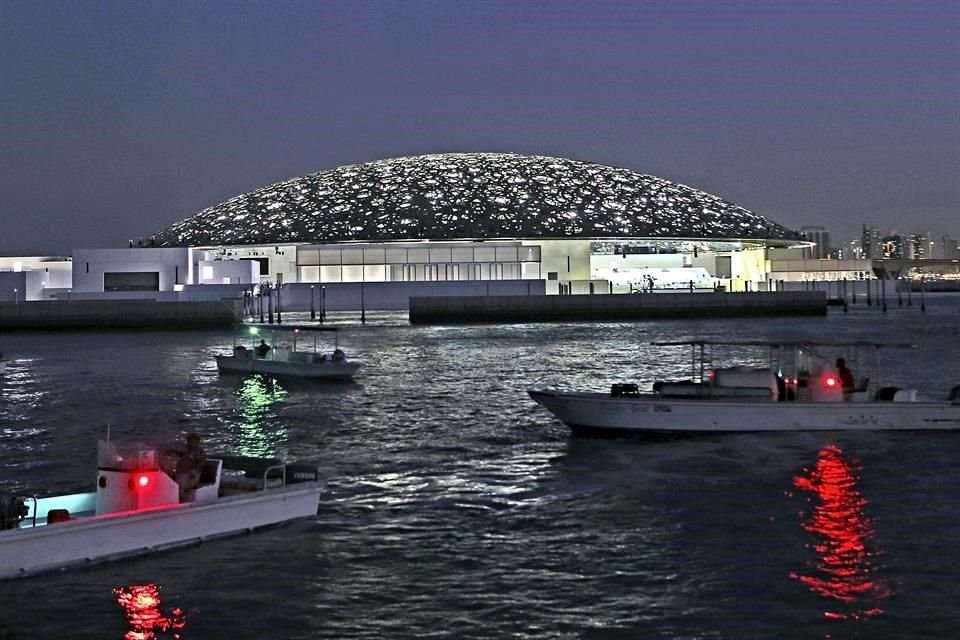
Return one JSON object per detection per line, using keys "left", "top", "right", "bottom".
{"left": 276, "top": 284, "right": 282, "bottom": 324}
{"left": 310, "top": 285, "right": 316, "bottom": 320}
{"left": 266, "top": 283, "right": 274, "bottom": 324}
{"left": 13, "top": 288, "right": 18, "bottom": 304}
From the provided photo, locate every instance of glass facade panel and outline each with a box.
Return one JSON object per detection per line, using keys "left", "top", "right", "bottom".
{"left": 297, "top": 249, "right": 320, "bottom": 266}
{"left": 384, "top": 248, "right": 408, "bottom": 263}
{"left": 451, "top": 247, "right": 474, "bottom": 262}
{"left": 363, "top": 247, "right": 386, "bottom": 264}
{"left": 299, "top": 266, "right": 320, "bottom": 282}
{"left": 474, "top": 247, "right": 496, "bottom": 262}
{"left": 519, "top": 246, "right": 540, "bottom": 262}
{"left": 319, "top": 251, "right": 342, "bottom": 266}
{"left": 363, "top": 265, "right": 386, "bottom": 281}
{"left": 341, "top": 250, "right": 365, "bottom": 265}
{"left": 341, "top": 265, "right": 364, "bottom": 281}
{"left": 429, "top": 247, "right": 452, "bottom": 263}
{"left": 406, "top": 249, "right": 428, "bottom": 263}
{"left": 319, "top": 265, "right": 342, "bottom": 282}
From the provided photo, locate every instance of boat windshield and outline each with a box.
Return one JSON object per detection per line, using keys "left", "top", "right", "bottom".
{"left": 97, "top": 440, "right": 159, "bottom": 471}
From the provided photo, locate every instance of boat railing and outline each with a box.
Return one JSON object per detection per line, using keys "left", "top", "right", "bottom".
{"left": 218, "top": 455, "right": 287, "bottom": 491}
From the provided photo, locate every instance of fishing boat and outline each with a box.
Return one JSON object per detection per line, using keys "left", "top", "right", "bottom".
{"left": 0, "top": 439, "right": 323, "bottom": 580}
{"left": 529, "top": 340, "right": 960, "bottom": 435}
{"left": 215, "top": 324, "right": 361, "bottom": 381}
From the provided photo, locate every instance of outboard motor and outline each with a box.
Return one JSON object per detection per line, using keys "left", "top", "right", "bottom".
{"left": 949, "top": 385, "right": 960, "bottom": 403}
{"left": 875, "top": 386, "right": 900, "bottom": 402}
{"left": 612, "top": 383, "right": 640, "bottom": 397}
{"left": 0, "top": 494, "right": 29, "bottom": 530}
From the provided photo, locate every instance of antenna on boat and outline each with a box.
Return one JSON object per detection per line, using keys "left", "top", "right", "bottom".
{"left": 106, "top": 423, "right": 111, "bottom": 444}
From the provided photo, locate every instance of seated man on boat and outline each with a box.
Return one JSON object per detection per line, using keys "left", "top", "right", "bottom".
{"left": 254, "top": 339, "right": 271, "bottom": 358}
{"left": 836, "top": 358, "right": 856, "bottom": 393}
{"left": 174, "top": 433, "right": 207, "bottom": 501}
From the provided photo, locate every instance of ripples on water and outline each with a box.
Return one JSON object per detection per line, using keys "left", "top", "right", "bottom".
{"left": 1, "top": 297, "right": 960, "bottom": 638}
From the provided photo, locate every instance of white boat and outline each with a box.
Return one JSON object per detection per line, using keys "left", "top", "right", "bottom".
{"left": 216, "top": 324, "right": 361, "bottom": 381}
{"left": 529, "top": 340, "right": 960, "bottom": 435}
{"left": 0, "top": 439, "right": 323, "bottom": 580}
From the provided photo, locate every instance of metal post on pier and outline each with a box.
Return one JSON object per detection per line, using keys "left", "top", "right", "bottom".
{"left": 867, "top": 279, "right": 872, "bottom": 306}
{"left": 907, "top": 276, "right": 913, "bottom": 307}
{"left": 360, "top": 281, "right": 366, "bottom": 325}
{"left": 267, "top": 284, "right": 274, "bottom": 324}
{"left": 881, "top": 277, "right": 887, "bottom": 312}
{"left": 276, "top": 285, "right": 282, "bottom": 324}
{"left": 310, "top": 285, "right": 316, "bottom": 320}
{"left": 258, "top": 289, "right": 264, "bottom": 323}
{"left": 897, "top": 277, "right": 903, "bottom": 306}
{"left": 921, "top": 276, "right": 926, "bottom": 312}
{"left": 321, "top": 286, "right": 326, "bottom": 322}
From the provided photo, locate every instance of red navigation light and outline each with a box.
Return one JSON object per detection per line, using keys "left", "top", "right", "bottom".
{"left": 823, "top": 376, "right": 838, "bottom": 389}
{"left": 138, "top": 474, "right": 150, "bottom": 488}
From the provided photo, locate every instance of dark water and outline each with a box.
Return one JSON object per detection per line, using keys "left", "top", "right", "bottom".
{"left": 1, "top": 296, "right": 960, "bottom": 639}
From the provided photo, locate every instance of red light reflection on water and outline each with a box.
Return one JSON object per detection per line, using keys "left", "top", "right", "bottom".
{"left": 789, "top": 444, "right": 891, "bottom": 621}
{"left": 113, "top": 583, "right": 187, "bottom": 639}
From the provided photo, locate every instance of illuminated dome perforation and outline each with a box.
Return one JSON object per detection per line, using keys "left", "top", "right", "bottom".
{"left": 149, "top": 153, "right": 797, "bottom": 246}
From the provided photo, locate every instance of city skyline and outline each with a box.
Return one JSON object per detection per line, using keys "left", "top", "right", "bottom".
{"left": 1, "top": 0, "right": 957, "bottom": 255}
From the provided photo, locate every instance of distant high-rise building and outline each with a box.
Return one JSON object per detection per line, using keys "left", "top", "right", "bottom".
{"left": 861, "top": 224, "right": 881, "bottom": 259}
{"left": 903, "top": 232, "right": 930, "bottom": 259}
{"left": 801, "top": 226, "right": 831, "bottom": 259}
{"left": 881, "top": 235, "right": 903, "bottom": 259}
{"left": 944, "top": 235, "right": 960, "bottom": 260}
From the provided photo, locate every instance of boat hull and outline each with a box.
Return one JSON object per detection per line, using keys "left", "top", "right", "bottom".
{"left": 0, "top": 482, "right": 321, "bottom": 580}
{"left": 528, "top": 390, "right": 960, "bottom": 434}
{"left": 216, "top": 355, "right": 360, "bottom": 380}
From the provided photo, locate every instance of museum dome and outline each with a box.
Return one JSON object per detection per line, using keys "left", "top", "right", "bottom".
{"left": 148, "top": 153, "right": 799, "bottom": 247}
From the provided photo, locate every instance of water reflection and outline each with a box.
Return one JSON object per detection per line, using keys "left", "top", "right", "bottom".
{"left": 790, "top": 444, "right": 891, "bottom": 621}
{"left": 112, "top": 583, "right": 186, "bottom": 639}
{"left": 229, "top": 374, "right": 288, "bottom": 457}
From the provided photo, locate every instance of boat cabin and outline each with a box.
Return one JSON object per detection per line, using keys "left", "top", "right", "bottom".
{"left": 4, "top": 441, "right": 320, "bottom": 531}
{"left": 641, "top": 340, "right": 915, "bottom": 403}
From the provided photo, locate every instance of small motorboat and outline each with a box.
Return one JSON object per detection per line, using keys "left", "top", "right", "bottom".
{"left": 216, "top": 325, "right": 361, "bottom": 381}
{"left": 529, "top": 340, "right": 960, "bottom": 435}
{"left": 0, "top": 439, "right": 323, "bottom": 580}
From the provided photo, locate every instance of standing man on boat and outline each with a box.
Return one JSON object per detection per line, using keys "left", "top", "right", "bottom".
{"left": 255, "top": 339, "right": 271, "bottom": 358}
{"left": 175, "top": 433, "right": 207, "bottom": 501}
{"left": 836, "top": 358, "right": 856, "bottom": 392}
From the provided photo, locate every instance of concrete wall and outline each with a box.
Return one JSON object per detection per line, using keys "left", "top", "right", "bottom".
{"left": 0, "top": 272, "right": 28, "bottom": 302}
{"left": 255, "top": 279, "right": 546, "bottom": 313}
{"left": 197, "top": 259, "right": 259, "bottom": 285}
{"left": 0, "top": 299, "right": 243, "bottom": 329}
{"left": 0, "top": 257, "right": 72, "bottom": 299}
{"left": 409, "top": 290, "right": 827, "bottom": 324}
{"left": 535, "top": 239, "right": 593, "bottom": 282}
{"left": 72, "top": 248, "right": 194, "bottom": 292}
{"left": 208, "top": 244, "right": 298, "bottom": 285}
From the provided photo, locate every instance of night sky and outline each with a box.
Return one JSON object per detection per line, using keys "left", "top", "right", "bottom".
{"left": 1, "top": 0, "right": 957, "bottom": 255}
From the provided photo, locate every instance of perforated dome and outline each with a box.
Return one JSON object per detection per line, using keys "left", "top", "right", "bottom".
{"left": 149, "top": 153, "right": 798, "bottom": 247}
